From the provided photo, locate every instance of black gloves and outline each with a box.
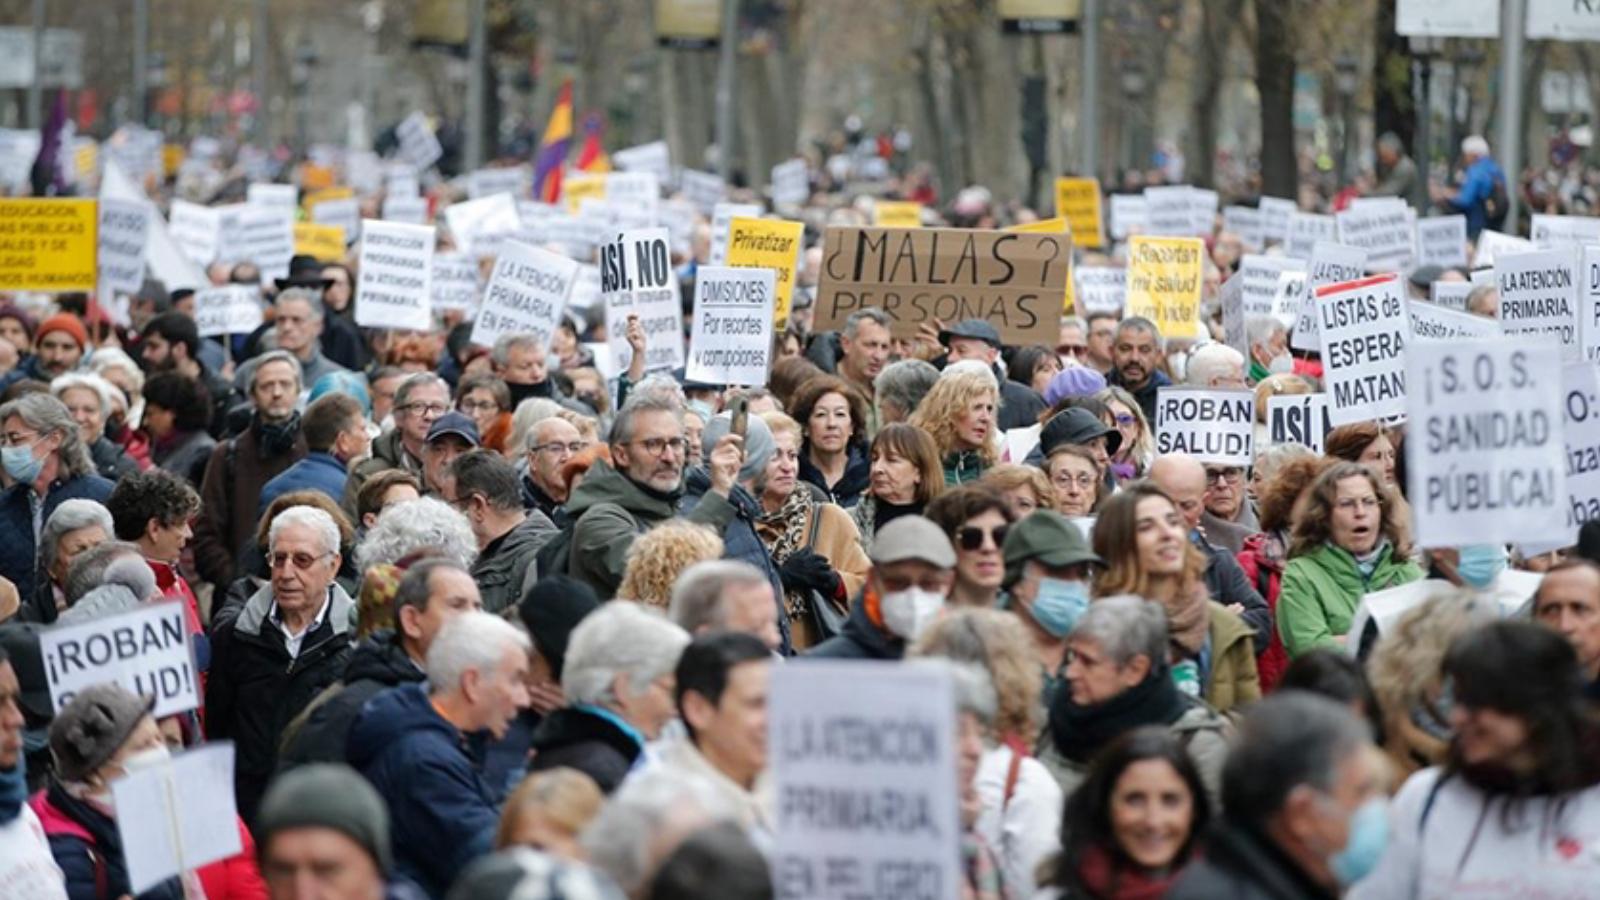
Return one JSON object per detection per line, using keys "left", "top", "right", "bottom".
{"left": 778, "top": 548, "right": 841, "bottom": 597}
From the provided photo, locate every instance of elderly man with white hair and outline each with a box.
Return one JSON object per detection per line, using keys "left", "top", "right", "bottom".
{"left": 528, "top": 601, "right": 691, "bottom": 794}
{"left": 1244, "top": 315, "right": 1291, "bottom": 384}
{"left": 1185, "top": 342, "right": 1248, "bottom": 390}
{"left": 207, "top": 504, "right": 356, "bottom": 827}
{"left": 348, "top": 610, "right": 531, "bottom": 898}
{"left": 1431, "top": 134, "right": 1506, "bottom": 239}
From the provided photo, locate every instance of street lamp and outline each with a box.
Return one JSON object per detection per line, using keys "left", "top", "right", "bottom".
{"left": 1335, "top": 52, "right": 1359, "bottom": 184}
{"left": 1121, "top": 61, "right": 1147, "bottom": 173}
{"left": 1411, "top": 35, "right": 1445, "bottom": 211}
{"left": 292, "top": 41, "right": 318, "bottom": 156}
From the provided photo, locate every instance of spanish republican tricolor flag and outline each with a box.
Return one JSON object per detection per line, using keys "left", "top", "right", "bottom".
{"left": 576, "top": 113, "right": 611, "bottom": 174}
{"left": 532, "top": 80, "right": 574, "bottom": 203}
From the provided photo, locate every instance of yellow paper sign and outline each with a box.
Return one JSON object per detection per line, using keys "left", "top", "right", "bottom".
{"left": 1007, "top": 217, "right": 1077, "bottom": 315}
{"left": 301, "top": 165, "right": 338, "bottom": 192}
{"left": 73, "top": 143, "right": 98, "bottom": 184}
{"left": 303, "top": 186, "right": 354, "bottom": 210}
{"left": 162, "top": 144, "right": 185, "bottom": 177}
{"left": 0, "top": 198, "right": 98, "bottom": 292}
{"left": 1054, "top": 176, "right": 1105, "bottom": 249}
{"left": 873, "top": 201, "right": 923, "bottom": 228}
{"left": 1125, "top": 235, "right": 1204, "bottom": 340}
{"left": 725, "top": 217, "right": 805, "bottom": 329}
{"left": 294, "top": 223, "right": 348, "bottom": 262}
{"left": 562, "top": 174, "right": 607, "bottom": 212}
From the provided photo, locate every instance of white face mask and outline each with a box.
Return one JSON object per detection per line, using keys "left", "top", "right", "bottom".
{"left": 120, "top": 743, "right": 173, "bottom": 774}
{"left": 881, "top": 588, "right": 944, "bottom": 640}
{"left": 1268, "top": 353, "right": 1294, "bottom": 374}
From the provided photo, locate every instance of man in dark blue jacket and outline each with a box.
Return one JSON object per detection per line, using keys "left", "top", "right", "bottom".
{"left": 808, "top": 516, "right": 955, "bottom": 660}
{"left": 259, "top": 392, "right": 369, "bottom": 514}
{"left": 347, "top": 611, "right": 531, "bottom": 898}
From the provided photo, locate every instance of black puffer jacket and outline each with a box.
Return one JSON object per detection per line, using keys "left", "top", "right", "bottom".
{"left": 527, "top": 706, "right": 644, "bottom": 795}
{"left": 276, "top": 630, "right": 423, "bottom": 770}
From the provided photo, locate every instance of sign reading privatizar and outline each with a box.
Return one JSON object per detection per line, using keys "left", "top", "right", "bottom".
{"left": 726, "top": 217, "right": 805, "bottom": 328}
{"left": 0, "top": 197, "right": 97, "bottom": 291}
{"left": 1315, "top": 273, "right": 1411, "bottom": 425}
{"left": 1124, "top": 235, "right": 1205, "bottom": 340}
{"left": 814, "top": 226, "right": 1068, "bottom": 347}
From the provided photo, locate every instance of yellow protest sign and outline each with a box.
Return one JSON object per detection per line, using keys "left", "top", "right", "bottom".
{"left": 293, "top": 223, "right": 348, "bottom": 262}
{"left": 1125, "top": 235, "right": 1204, "bottom": 340}
{"left": 0, "top": 199, "right": 98, "bottom": 292}
{"left": 725, "top": 217, "right": 805, "bottom": 329}
{"left": 1054, "top": 176, "right": 1105, "bottom": 249}
{"left": 73, "top": 143, "right": 98, "bottom": 184}
{"left": 1006, "top": 217, "right": 1076, "bottom": 315}
{"left": 562, "top": 174, "right": 607, "bottom": 212}
{"left": 873, "top": 201, "right": 923, "bottom": 228}
{"left": 162, "top": 144, "right": 186, "bottom": 177}
{"left": 303, "top": 186, "right": 354, "bottom": 209}
{"left": 301, "top": 165, "right": 338, "bottom": 192}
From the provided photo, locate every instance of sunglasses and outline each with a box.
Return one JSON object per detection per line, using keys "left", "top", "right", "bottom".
{"left": 956, "top": 525, "right": 1008, "bottom": 551}
{"left": 1113, "top": 414, "right": 1137, "bottom": 426}
{"left": 1057, "top": 344, "right": 1088, "bottom": 356}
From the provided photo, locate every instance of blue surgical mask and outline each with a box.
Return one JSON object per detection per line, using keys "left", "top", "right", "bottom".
{"left": 1329, "top": 796, "right": 1390, "bottom": 886}
{"left": 1456, "top": 544, "right": 1507, "bottom": 589}
{"left": 1029, "top": 577, "right": 1090, "bottom": 638}
{"left": 1, "top": 443, "right": 42, "bottom": 485}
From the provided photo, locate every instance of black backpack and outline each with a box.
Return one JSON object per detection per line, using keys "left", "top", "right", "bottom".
{"left": 1484, "top": 174, "right": 1510, "bottom": 229}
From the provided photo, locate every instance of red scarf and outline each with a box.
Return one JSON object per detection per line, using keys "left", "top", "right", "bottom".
{"left": 1075, "top": 844, "right": 1188, "bottom": 900}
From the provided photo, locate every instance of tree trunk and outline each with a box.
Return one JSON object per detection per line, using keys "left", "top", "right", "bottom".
{"left": 1254, "top": 0, "right": 1297, "bottom": 199}
{"left": 1187, "top": 0, "right": 1245, "bottom": 188}
{"left": 1372, "top": 0, "right": 1414, "bottom": 156}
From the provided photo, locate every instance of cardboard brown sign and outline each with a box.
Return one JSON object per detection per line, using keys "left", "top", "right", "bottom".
{"left": 815, "top": 226, "right": 1069, "bottom": 345}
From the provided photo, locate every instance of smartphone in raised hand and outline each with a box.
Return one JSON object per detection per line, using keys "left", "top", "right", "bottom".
{"left": 729, "top": 396, "right": 749, "bottom": 440}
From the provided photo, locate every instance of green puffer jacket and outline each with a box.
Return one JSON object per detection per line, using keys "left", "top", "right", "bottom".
{"left": 942, "top": 450, "right": 988, "bottom": 486}
{"left": 1277, "top": 541, "right": 1423, "bottom": 658}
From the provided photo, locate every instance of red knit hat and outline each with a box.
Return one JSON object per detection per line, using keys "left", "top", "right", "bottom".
{"left": 36, "top": 313, "right": 88, "bottom": 348}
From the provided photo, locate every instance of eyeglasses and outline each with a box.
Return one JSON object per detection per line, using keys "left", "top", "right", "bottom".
{"left": 634, "top": 436, "right": 687, "bottom": 457}
{"left": 956, "top": 525, "right": 1008, "bottom": 551}
{"left": 1335, "top": 497, "right": 1381, "bottom": 512}
{"left": 270, "top": 551, "right": 333, "bottom": 570}
{"left": 401, "top": 402, "right": 448, "bottom": 417}
{"left": 1204, "top": 468, "right": 1243, "bottom": 485}
{"left": 1057, "top": 344, "right": 1088, "bottom": 356}
{"left": 1053, "top": 473, "right": 1097, "bottom": 490}
{"left": 458, "top": 400, "right": 500, "bottom": 414}
{"left": 533, "top": 441, "right": 587, "bottom": 456}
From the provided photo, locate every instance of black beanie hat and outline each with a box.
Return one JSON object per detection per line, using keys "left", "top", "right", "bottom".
{"left": 519, "top": 576, "right": 600, "bottom": 680}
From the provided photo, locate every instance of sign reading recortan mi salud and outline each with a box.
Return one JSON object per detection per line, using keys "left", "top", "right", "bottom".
{"left": 814, "top": 226, "right": 1069, "bottom": 346}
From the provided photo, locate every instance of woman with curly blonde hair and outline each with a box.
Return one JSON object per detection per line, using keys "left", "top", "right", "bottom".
{"left": 616, "top": 520, "right": 724, "bottom": 608}
{"left": 908, "top": 362, "right": 1000, "bottom": 486}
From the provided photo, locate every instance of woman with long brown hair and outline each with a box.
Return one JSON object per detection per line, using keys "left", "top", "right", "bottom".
{"left": 788, "top": 374, "right": 872, "bottom": 507}
{"left": 1093, "top": 482, "right": 1260, "bottom": 713}
{"left": 850, "top": 422, "right": 947, "bottom": 553}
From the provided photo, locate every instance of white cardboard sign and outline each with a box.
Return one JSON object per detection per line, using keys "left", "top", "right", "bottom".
{"left": 1496, "top": 247, "right": 1581, "bottom": 359}
{"left": 1074, "top": 266, "right": 1126, "bottom": 315}
{"left": 396, "top": 111, "right": 442, "bottom": 171}
{"left": 709, "top": 202, "right": 763, "bottom": 266}
{"left": 1223, "top": 206, "right": 1265, "bottom": 252}
{"left": 613, "top": 140, "right": 673, "bottom": 186}
{"left": 1286, "top": 212, "right": 1337, "bottom": 261}
{"left": 1292, "top": 243, "right": 1369, "bottom": 353}
{"left": 40, "top": 602, "right": 198, "bottom": 718}
{"left": 600, "top": 228, "right": 684, "bottom": 373}
{"left": 687, "top": 266, "right": 776, "bottom": 387}
{"left": 1405, "top": 336, "right": 1567, "bottom": 548}
{"left": 444, "top": 193, "right": 521, "bottom": 260}
{"left": 1530, "top": 214, "right": 1600, "bottom": 249}
{"left": 1409, "top": 301, "right": 1503, "bottom": 341}
{"left": 167, "top": 200, "right": 220, "bottom": 268}
{"left": 1267, "top": 393, "right": 1332, "bottom": 453}
{"left": 1582, "top": 246, "right": 1600, "bottom": 363}
{"left": 311, "top": 197, "right": 361, "bottom": 238}
{"left": 679, "top": 169, "right": 727, "bottom": 215}
{"left": 1221, "top": 271, "right": 1246, "bottom": 356}
{"left": 246, "top": 182, "right": 297, "bottom": 215}
{"left": 468, "top": 166, "right": 527, "bottom": 200}
{"left": 1109, "top": 194, "right": 1148, "bottom": 240}
{"left": 97, "top": 198, "right": 149, "bottom": 295}
{"left": 113, "top": 744, "right": 242, "bottom": 894}
{"left": 1336, "top": 200, "right": 1413, "bottom": 272}
{"left": 1154, "top": 388, "right": 1255, "bottom": 466}
{"left": 1561, "top": 361, "right": 1600, "bottom": 533}
{"left": 1472, "top": 229, "right": 1536, "bottom": 268}
{"left": 354, "top": 220, "right": 435, "bottom": 331}
{"left": 431, "top": 252, "right": 481, "bottom": 313}
{"left": 1414, "top": 215, "right": 1468, "bottom": 269}
{"left": 770, "top": 158, "right": 809, "bottom": 208}
{"left": 1315, "top": 274, "right": 1411, "bottom": 426}
{"left": 193, "top": 286, "right": 263, "bottom": 338}
{"left": 1430, "top": 281, "right": 1474, "bottom": 310}
{"left": 1239, "top": 254, "right": 1306, "bottom": 319}
{"left": 1144, "top": 185, "right": 1199, "bottom": 236}
{"left": 381, "top": 194, "right": 429, "bottom": 225}
{"left": 470, "top": 240, "right": 579, "bottom": 350}
{"left": 1259, "top": 196, "right": 1297, "bottom": 247}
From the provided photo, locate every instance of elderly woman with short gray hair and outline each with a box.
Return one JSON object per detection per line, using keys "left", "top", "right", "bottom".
{"left": 0, "top": 393, "right": 114, "bottom": 622}
{"left": 527, "top": 601, "right": 690, "bottom": 794}
{"left": 51, "top": 372, "right": 141, "bottom": 481}
{"left": 27, "top": 498, "right": 115, "bottom": 622}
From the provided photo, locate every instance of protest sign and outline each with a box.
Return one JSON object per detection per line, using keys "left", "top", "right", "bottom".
{"left": 1004, "top": 423, "right": 1042, "bottom": 464}
{"left": 1144, "top": 185, "right": 1197, "bottom": 236}
{"left": 687, "top": 266, "right": 777, "bottom": 387}
{"left": 1472, "top": 229, "right": 1536, "bottom": 268}
{"left": 1154, "top": 388, "right": 1254, "bottom": 466}
{"left": 1336, "top": 200, "right": 1413, "bottom": 272}
{"left": 814, "top": 226, "right": 1069, "bottom": 346}
{"left": 1286, "top": 212, "right": 1336, "bottom": 260}
{"left": 1054, "top": 177, "right": 1105, "bottom": 248}
{"left": 231, "top": 206, "right": 294, "bottom": 283}
{"left": 396, "top": 111, "right": 442, "bottom": 170}
{"left": 1584, "top": 247, "right": 1600, "bottom": 363}
{"left": 311, "top": 196, "right": 361, "bottom": 238}
{"left": 193, "top": 285, "right": 262, "bottom": 338}
{"left": 679, "top": 169, "right": 726, "bottom": 215}
{"left": 246, "top": 182, "right": 297, "bottom": 215}
{"left": 431, "top": 252, "right": 481, "bottom": 313}
{"left": 708, "top": 202, "right": 763, "bottom": 266}
{"left": 1270, "top": 269, "right": 1308, "bottom": 329}
{"left": 1259, "top": 196, "right": 1297, "bottom": 247}
{"left": 1530, "top": 214, "right": 1600, "bottom": 249}
{"left": 468, "top": 166, "right": 526, "bottom": 200}
{"left": 1430, "top": 281, "right": 1473, "bottom": 310}
{"left": 606, "top": 171, "right": 661, "bottom": 229}
{"left": 1496, "top": 247, "right": 1580, "bottom": 359}
{"left": 386, "top": 164, "right": 421, "bottom": 199}
{"left": 40, "top": 602, "right": 197, "bottom": 718}
{"left": 873, "top": 200, "right": 923, "bottom": 228}
{"left": 382, "top": 194, "right": 429, "bottom": 225}
{"left": 725, "top": 217, "right": 805, "bottom": 328}
{"left": 1267, "top": 393, "right": 1332, "bottom": 453}
{"left": 601, "top": 228, "right": 685, "bottom": 373}
{"left": 97, "top": 198, "right": 148, "bottom": 295}
{"left": 1221, "top": 271, "right": 1246, "bottom": 356}
{"left": 1223, "top": 206, "right": 1265, "bottom": 252}
{"left": 0, "top": 128, "right": 39, "bottom": 192}
{"left": 561, "top": 173, "right": 607, "bottom": 212}
{"left": 613, "top": 140, "right": 673, "bottom": 186}
{"left": 1405, "top": 336, "right": 1567, "bottom": 548}
{"left": 1239, "top": 254, "right": 1307, "bottom": 318}
{"left": 769, "top": 661, "right": 960, "bottom": 900}
{"left": 0, "top": 198, "right": 97, "bottom": 291}
{"left": 1409, "top": 300, "right": 1504, "bottom": 341}
{"left": 444, "top": 193, "right": 520, "bottom": 259}
{"left": 471, "top": 240, "right": 578, "bottom": 349}
{"left": 569, "top": 262, "right": 602, "bottom": 310}
{"left": 355, "top": 220, "right": 434, "bottom": 331}
{"left": 770, "top": 158, "right": 809, "bottom": 208}
{"left": 1189, "top": 189, "right": 1219, "bottom": 236}
{"left": 1109, "top": 194, "right": 1147, "bottom": 240}
{"left": 1414, "top": 215, "right": 1468, "bottom": 268}
{"left": 113, "top": 744, "right": 242, "bottom": 894}
{"left": 293, "top": 223, "right": 346, "bottom": 262}
{"left": 1561, "top": 361, "right": 1600, "bottom": 531}
{"left": 1293, "top": 242, "right": 1371, "bottom": 352}
{"left": 1124, "top": 236, "right": 1205, "bottom": 340}
{"left": 1074, "top": 266, "right": 1126, "bottom": 314}
{"left": 1315, "top": 273, "right": 1411, "bottom": 425}
{"left": 1006, "top": 217, "right": 1074, "bottom": 313}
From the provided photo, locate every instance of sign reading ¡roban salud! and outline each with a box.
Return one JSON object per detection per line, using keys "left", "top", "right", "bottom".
{"left": 813, "top": 226, "right": 1069, "bottom": 347}
{"left": 40, "top": 602, "right": 198, "bottom": 719}
{"left": 1154, "top": 388, "right": 1255, "bottom": 466}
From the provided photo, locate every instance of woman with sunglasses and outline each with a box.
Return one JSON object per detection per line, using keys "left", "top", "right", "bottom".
{"left": 926, "top": 484, "right": 1016, "bottom": 608}
{"left": 1096, "top": 386, "right": 1154, "bottom": 481}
